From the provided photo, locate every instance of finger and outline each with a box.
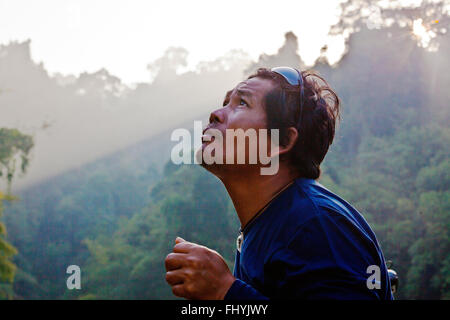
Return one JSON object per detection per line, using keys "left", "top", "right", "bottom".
{"left": 165, "top": 270, "right": 184, "bottom": 286}
{"left": 175, "top": 236, "right": 186, "bottom": 244}
{"left": 173, "top": 241, "right": 197, "bottom": 253}
{"left": 164, "top": 252, "right": 186, "bottom": 271}
{"left": 171, "top": 284, "right": 187, "bottom": 298}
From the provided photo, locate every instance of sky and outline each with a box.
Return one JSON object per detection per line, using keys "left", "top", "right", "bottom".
{"left": 0, "top": 0, "right": 347, "bottom": 84}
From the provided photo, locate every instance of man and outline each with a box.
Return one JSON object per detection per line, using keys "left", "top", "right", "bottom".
{"left": 164, "top": 67, "right": 393, "bottom": 300}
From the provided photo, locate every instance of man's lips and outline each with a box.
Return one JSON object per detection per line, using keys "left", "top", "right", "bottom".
{"left": 202, "top": 125, "right": 212, "bottom": 136}
{"left": 202, "top": 126, "right": 216, "bottom": 144}
{"left": 201, "top": 134, "right": 215, "bottom": 144}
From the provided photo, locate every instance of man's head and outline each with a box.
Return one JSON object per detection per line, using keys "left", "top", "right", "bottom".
{"left": 200, "top": 67, "right": 340, "bottom": 180}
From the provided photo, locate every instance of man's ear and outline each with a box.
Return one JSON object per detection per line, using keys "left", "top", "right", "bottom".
{"left": 274, "top": 127, "right": 298, "bottom": 158}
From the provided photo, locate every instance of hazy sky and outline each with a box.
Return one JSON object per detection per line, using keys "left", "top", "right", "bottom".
{"left": 0, "top": 0, "right": 347, "bottom": 84}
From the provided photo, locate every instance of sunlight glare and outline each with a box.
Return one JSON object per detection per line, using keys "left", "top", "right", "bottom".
{"left": 412, "top": 18, "right": 436, "bottom": 47}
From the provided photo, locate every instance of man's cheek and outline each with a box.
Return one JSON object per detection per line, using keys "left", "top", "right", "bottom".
{"left": 221, "top": 131, "right": 253, "bottom": 165}
{"left": 219, "top": 111, "right": 267, "bottom": 165}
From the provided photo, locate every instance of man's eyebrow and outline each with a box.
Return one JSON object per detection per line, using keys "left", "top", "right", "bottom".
{"left": 236, "top": 88, "right": 254, "bottom": 99}
{"left": 223, "top": 89, "right": 233, "bottom": 106}
{"left": 222, "top": 87, "right": 254, "bottom": 106}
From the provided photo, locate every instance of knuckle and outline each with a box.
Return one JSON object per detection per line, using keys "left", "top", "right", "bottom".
{"left": 184, "top": 268, "right": 196, "bottom": 281}
{"left": 184, "top": 268, "right": 194, "bottom": 277}
{"left": 187, "top": 256, "right": 201, "bottom": 268}
{"left": 185, "top": 283, "right": 195, "bottom": 296}
{"left": 167, "top": 252, "right": 176, "bottom": 259}
{"left": 193, "top": 245, "right": 206, "bottom": 253}
{"left": 164, "top": 255, "right": 172, "bottom": 268}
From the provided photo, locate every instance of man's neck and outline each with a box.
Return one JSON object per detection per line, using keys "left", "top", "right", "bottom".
{"left": 220, "top": 165, "right": 298, "bottom": 230}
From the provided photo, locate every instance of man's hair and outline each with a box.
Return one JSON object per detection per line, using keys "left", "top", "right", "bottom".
{"left": 247, "top": 67, "right": 341, "bottom": 179}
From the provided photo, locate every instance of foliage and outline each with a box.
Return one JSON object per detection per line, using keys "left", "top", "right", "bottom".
{"left": 1, "top": 1, "right": 449, "bottom": 300}
{"left": 81, "top": 164, "right": 238, "bottom": 299}
{"left": 0, "top": 128, "right": 33, "bottom": 299}
{"left": 0, "top": 128, "right": 33, "bottom": 192}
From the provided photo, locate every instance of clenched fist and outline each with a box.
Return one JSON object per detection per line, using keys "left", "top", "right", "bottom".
{"left": 164, "top": 237, "right": 236, "bottom": 300}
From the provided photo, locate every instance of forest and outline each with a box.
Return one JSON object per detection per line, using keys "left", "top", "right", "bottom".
{"left": 0, "top": 1, "right": 449, "bottom": 300}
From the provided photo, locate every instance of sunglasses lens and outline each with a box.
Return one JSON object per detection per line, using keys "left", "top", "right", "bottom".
{"left": 271, "top": 66, "right": 305, "bottom": 128}
{"left": 271, "top": 66, "right": 301, "bottom": 86}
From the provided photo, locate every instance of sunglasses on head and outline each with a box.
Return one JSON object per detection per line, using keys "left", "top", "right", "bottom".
{"left": 271, "top": 66, "right": 305, "bottom": 128}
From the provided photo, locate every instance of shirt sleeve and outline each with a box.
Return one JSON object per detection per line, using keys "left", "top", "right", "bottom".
{"left": 224, "top": 279, "right": 269, "bottom": 300}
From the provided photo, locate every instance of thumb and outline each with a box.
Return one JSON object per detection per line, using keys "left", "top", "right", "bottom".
{"left": 175, "top": 236, "right": 186, "bottom": 244}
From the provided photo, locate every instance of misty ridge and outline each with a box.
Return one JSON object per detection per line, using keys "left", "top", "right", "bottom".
{"left": 1, "top": 0, "right": 449, "bottom": 300}
{"left": 1, "top": 22, "right": 449, "bottom": 193}
{"left": 0, "top": 39, "right": 250, "bottom": 191}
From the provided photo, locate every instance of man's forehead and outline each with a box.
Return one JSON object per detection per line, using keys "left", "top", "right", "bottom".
{"left": 237, "top": 80, "right": 250, "bottom": 88}
{"left": 236, "top": 78, "right": 272, "bottom": 91}
{"left": 225, "top": 78, "right": 273, "bottom": 99}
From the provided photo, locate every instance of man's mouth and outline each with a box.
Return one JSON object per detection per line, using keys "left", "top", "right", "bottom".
{"left": 201, "top": 133, "right": 215, "bottom": 145}
{"left": 202, "top": 126, "right": 216, "bottom": 145}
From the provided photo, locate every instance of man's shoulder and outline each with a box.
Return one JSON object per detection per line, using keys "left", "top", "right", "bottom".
{"left": 277, "top": 178, "right": 377, "bottom": 246}
{"left": 293, "top": 178, "right": 349, "bottom": 212}
{"left": 249, "top": 178, "right": 376, "bottom": 252}
{"left": 285, "top": 178, "right": 351, "bottom": 224}
{"left": 290, "top": 178, "right": 369, "bottom": 227}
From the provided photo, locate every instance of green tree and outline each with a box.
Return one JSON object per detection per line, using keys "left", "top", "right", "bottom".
{"left": 0, "top": 128, "right": 33, "bottom": 298}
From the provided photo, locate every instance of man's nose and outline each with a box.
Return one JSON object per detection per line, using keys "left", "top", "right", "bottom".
{"left": 209, "top": 107, "right": 225, "bottom": 124}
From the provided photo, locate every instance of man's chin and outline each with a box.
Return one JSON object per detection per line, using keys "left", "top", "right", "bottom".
{"left": 196, "top": 143, "right": 219, "bottom": 165}
{"left": 195, "top": 146, "right": 224, "bottom": 175}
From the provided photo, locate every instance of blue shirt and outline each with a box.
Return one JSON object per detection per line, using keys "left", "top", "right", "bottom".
{"left": 224, "top": 178, "right": 393, "bottom": 300}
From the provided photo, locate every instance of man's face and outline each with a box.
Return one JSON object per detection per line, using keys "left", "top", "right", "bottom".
{"left": 198, "top": 76, "right": 276, "bottom": 176}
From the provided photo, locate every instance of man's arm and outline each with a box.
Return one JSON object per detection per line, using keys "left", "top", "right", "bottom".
{"left": 224, "top": 279, "right": 269, "bottom": 300}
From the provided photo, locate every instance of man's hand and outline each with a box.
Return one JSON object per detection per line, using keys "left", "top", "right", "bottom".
{"left": 164, "top": 237, "right": 236, "bottom": 300}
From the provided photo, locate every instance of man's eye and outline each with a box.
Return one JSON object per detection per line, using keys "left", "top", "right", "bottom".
{"left": 239, "top": 98, "right": 249, "bottom": 107}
